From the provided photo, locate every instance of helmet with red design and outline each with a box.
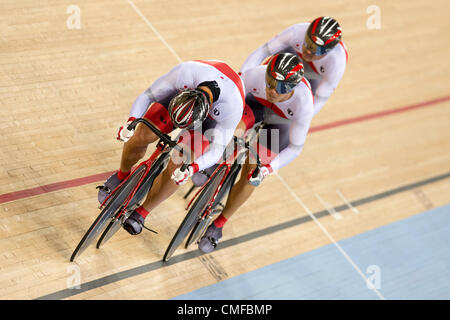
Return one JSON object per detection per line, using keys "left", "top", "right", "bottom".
{"left": 168, "top": 89, "right": 211, "bottom": 129}
{"left": 305, "top": 16, "right": 342, "bottom": 56}
{"left": 265, "top": 52, "right": 304, "bottom": 94}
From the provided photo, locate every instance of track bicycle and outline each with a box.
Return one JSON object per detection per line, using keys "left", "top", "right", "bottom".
{"left": 163, "top": 123, "right": 263, "bottom": 261}
{"left": 70, "top": 118, "right": 189, "bottom": 262}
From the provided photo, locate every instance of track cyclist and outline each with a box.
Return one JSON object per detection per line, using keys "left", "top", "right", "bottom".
{"left": 198, "top": 53, "right": 314, "bottom": 253}
{"left": 97, "top": 60, "right": 245, "bottom": 235}
{"left": 241, "top": 16, "right": 348, "bottom": 116}
{"left": 197, "top": 16, "right": 349, "bottom": 253}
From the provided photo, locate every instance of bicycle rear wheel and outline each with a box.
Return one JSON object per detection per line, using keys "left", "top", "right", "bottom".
{"left": 96, "top": 155, "right": 168, "bottom": 248}
{"left": 163, "top": 165, "right": 228, "bottom": 262}
{"left": 185, "top": 218, "right": 209, "bottom": 249}
{"left": 185, "top": 164, "right": 241, "bottom": 248}
{"left": 95, "top": 211, "right": 128, "bottom": 250}
{"left": 70, "top": 165, "right": 147, "bottom": 262}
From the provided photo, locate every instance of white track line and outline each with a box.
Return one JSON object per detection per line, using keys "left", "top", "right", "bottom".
{"left": 336, "top": 189, "right": 360, "bottom": 214}
{"left": 126, "top": 0, "right": 183, "bottom": 63}
{"left": 125, "top": 0, "right": 384, "bottom": 299}
{"left": 275, "top": 173, "right": 385, "bottom": 300}
{"left": 314, "top": 193, "right": 343, "bottom": 220}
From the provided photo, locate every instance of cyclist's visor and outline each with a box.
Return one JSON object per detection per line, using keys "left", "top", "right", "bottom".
{"left": 304, "top": 35, "right": 330, "bottom": 56}
{"left": 265, "top": 73, "right": 297, "bottom": 94}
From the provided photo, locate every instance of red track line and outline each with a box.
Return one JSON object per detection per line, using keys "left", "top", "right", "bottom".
{"left": 309, "top": 95, "right": 450, "bottom": 133}
{"left": 0, "top": 171, "right": 115, "bottom": 204}
{"left": 1, "top": 95, "right": 449, "bottom": 205}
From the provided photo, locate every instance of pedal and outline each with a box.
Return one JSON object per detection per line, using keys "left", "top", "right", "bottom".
{"left": 211, "top": 202, "right": 225, "bottom": 215}
{"left": 119, "top": 210, "right": 132, "bottom": 224}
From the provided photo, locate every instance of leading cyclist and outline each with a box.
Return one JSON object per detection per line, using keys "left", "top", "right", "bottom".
{"left": 97, "top": 60, "right": 245, "bottom": 235}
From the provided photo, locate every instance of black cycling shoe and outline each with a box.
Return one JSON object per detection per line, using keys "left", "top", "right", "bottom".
{"left": 198, "top": 223, "right": 223, "bottom": 253}
{"left": 192, "top": 164, "right": 219, "bottom": 187}
{"left": 97, "top": 172, "right": 122, "bottom": 204}
{"left": 123, "top": 210, "right": 145, "bottom": 235}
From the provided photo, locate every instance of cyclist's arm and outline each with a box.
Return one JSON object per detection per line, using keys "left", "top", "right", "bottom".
{"left": 269, "top": 142, "right": 304, "bottom": 172}
{"left": 267, "top": 121, "right": 308, "bottom": 172}
{"left": 268, "top": 103, "right": 313, "bottom": 172}
{"left": 129, "top": 64, "right": 184, "bottom": 118}
{"left": 240, "top": 25, "right": 297, "bottom": 73}
{"left": 313, "top": 59, "right": 346, "bottom": 116}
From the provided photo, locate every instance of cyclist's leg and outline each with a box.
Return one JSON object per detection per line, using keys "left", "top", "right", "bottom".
{"left": 211, "top": 138, "right": 268, "bottom": 224}
{"left": 211, "top": 100, "right": 265, "bottom": 223}
{"left": 136, "top": 150, "right": 185, "bottom": 212}
{"left": 98, "top": 102, "right": 173, "bottom": 204}
{"left": 124, "top": 120, "right": 211, "bottom": 234}
{"left": 200, "top": 120, "right": 290, "bottom": 251}
{"left": 198, "top": 102, "right": 263, "bottom": 252}
{"left": 222, "top": 122, "right": 290, "bottom": 218}
{"left": 198, "top": 134, "right": 259, "bottom": 252}
{"left": 140, "top": 128, "right": 209, "bottom": 209}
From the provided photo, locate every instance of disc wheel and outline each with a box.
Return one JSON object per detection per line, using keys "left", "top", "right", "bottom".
{"left": 95, "top": 156, "right": 167, "bottom": 249}
{"left": 163, "top": 165, "right": 228, "bottom": 261}
{"left": 70, "top": 165, "right": 147, "bottom": 262}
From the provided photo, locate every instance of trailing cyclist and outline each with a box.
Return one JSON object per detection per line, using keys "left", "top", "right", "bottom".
{"left": 198, "top": 53, "right": 314, "bottom": 253}
{"left": 241, "top": 16, "right": 347, "bottom": 116}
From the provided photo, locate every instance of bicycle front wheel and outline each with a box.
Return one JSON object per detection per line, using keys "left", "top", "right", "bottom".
{"left": 96, "top": 154, "right": 168, "bottom": 249}
{"left": 185, "top": 164, "right": 241, "bottom": 248}
{"left": 70, "top": 165, "right": 147, "bottom": 262}
{"left": 163, "top": 165, "right": 228, "bottom": 262}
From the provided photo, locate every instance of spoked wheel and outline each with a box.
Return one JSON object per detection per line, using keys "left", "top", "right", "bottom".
{"left": 70, "top": 165, "right": 147, "bottom": 262}
{"left": 184, "top": 164, "right": 240, "bottom": 248}
{"left": 96, "top": 156, "right": 167, "bottom": 249}
{"left": 163, "top": 165, "right": 228, "bottom": 262}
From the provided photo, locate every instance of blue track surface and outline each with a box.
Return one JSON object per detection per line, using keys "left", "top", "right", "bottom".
{"left": 174, "top": 203, "right": 450, "bottom": 300}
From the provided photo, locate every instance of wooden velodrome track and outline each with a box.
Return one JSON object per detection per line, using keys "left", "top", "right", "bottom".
{"left": 1, "top": 0, "right": 449, "bottom": 300}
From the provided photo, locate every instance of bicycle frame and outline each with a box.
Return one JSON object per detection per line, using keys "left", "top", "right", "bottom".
{"left": 99, "top": 118, "right": 187, "bottom": 219}
{"left": 185, "top": 163, "right": 230, "bottom": 218}
{"left": 185, "top": 123, "right": 264, "bottom": 220}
